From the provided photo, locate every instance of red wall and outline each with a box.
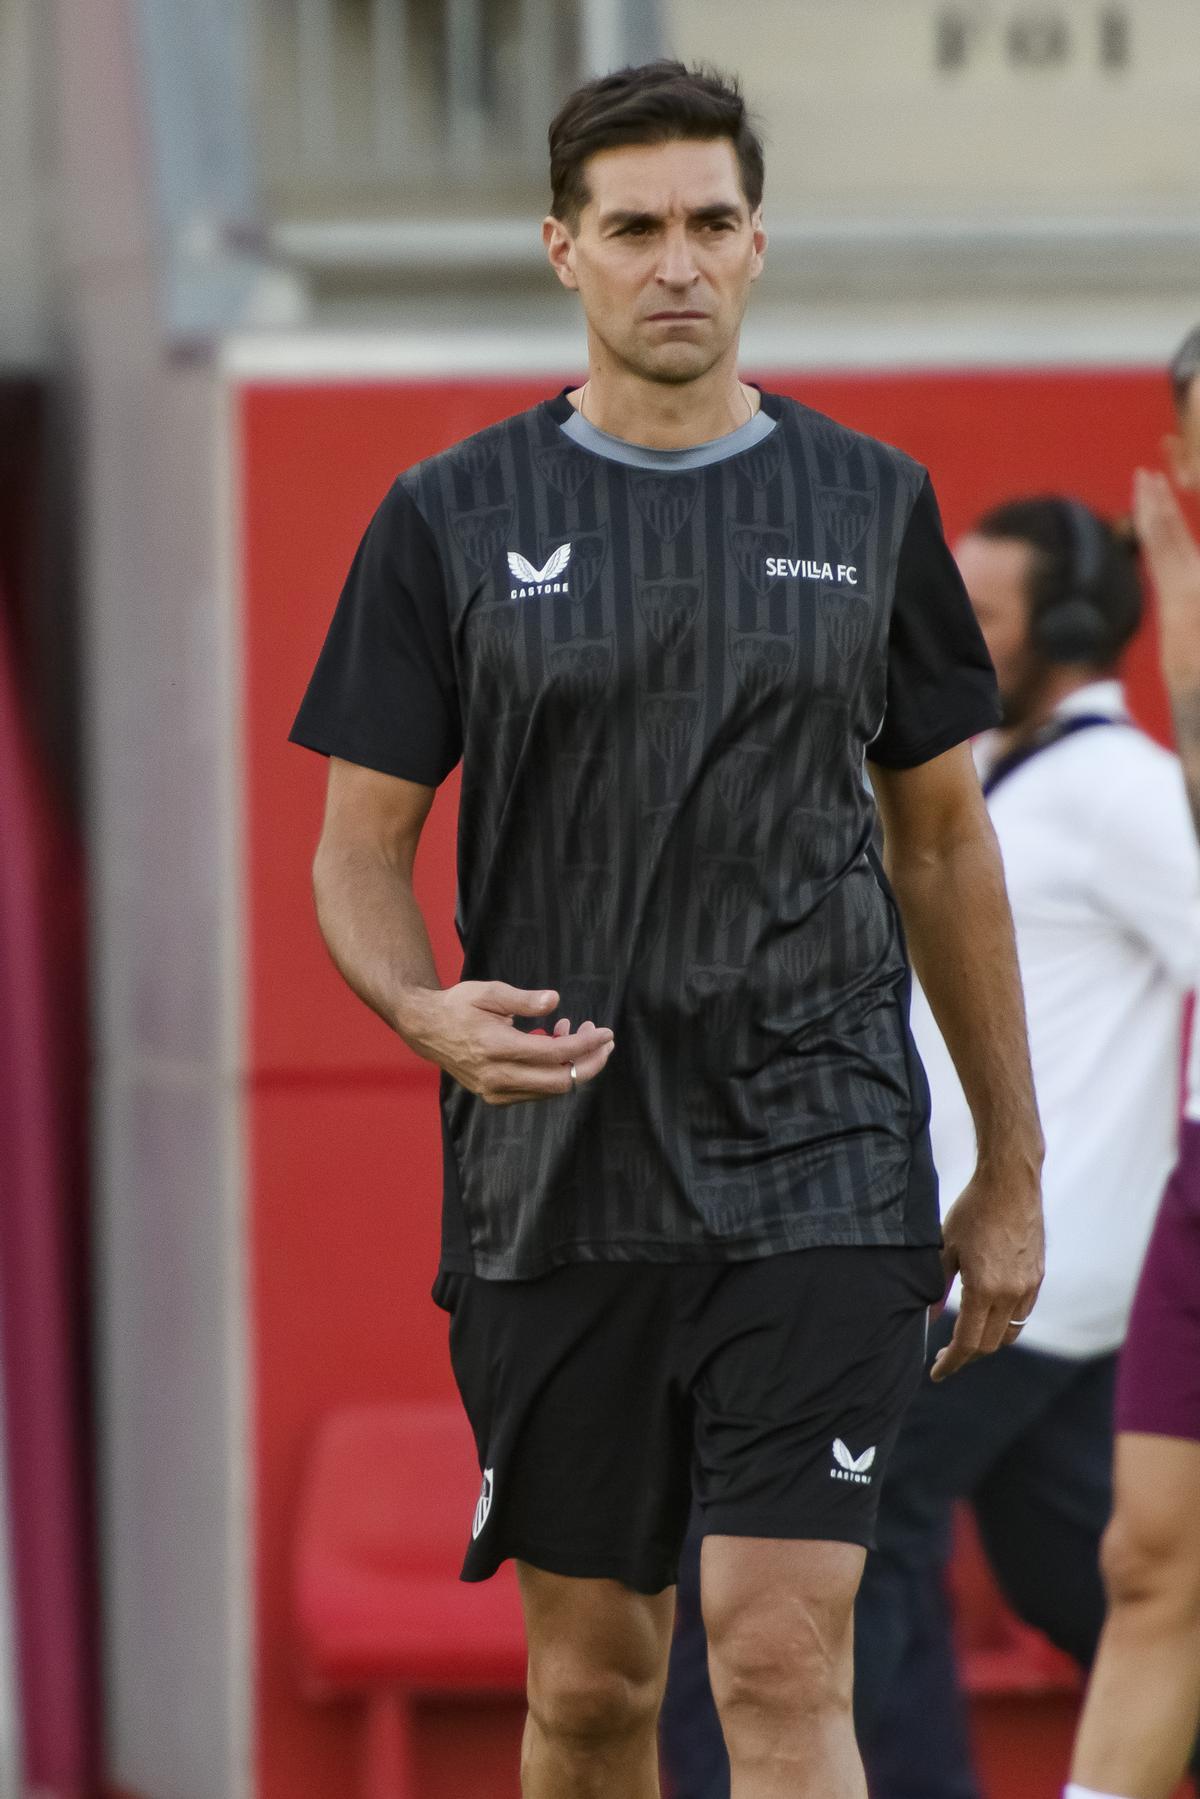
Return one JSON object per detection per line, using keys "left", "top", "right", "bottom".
{"left": 240, "top": 368, "right": 1174, "bottom": 1799}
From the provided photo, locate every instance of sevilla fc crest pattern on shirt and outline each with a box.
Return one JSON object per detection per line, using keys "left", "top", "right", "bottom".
{"left": 291, "top": 390, "right": 1000, "bottom": 1279}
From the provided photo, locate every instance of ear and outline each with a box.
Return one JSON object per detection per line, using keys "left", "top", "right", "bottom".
{"left": 543, "top": 215, "right": 579, "bottom": 292}
{"left": 1164, "top": 431, "right": 1198, "bottom": 492}
{"left": 749, "top": 207, "right": 767, "bottom": 283}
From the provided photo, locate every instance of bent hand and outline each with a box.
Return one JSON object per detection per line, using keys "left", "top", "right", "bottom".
{"left": 931, "top": 1168, "right": 1044, "bottom": 1382}
{"left": 412, "top": 981, "right": 615, "bottom": 1105}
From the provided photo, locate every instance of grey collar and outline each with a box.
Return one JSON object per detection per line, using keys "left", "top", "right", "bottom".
{"left": 559, "top": 403, "right": 776, "bottom": 472}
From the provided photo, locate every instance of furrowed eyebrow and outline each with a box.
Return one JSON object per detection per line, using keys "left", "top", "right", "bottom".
{"left": 600, "top": 203, "right": 744, "bottom": 232}
{"left": 689, "top": 204, "right": 742, "bottom": 225}
{"left": 601, "top": 210, "right": 662, "bottom": 232}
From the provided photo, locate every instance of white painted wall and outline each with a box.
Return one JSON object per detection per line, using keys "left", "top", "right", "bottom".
{"left": 666, "top": 0, "right": 1200, "bottom": 223}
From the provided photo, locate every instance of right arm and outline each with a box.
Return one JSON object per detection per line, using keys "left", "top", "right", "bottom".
{"left": 312, "top": 755, "right": 615, "bottom": 1104}
{"left": 313, "top": 757, "right": 442, "bottom": 1039}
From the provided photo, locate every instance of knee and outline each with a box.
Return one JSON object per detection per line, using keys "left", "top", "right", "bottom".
{"left": 1100, "top": 1511, "right": 1200, "bottom": 1625}
{"left": 709, "top": 1602, "right": 853, "bottom": 1730}
{"left": 527, "top": 1656, "right": 662, "bottom": 1752}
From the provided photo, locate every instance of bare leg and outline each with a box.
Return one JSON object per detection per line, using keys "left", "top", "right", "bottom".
{"left": 517, "top": 1563, "right": 675, "bottom": 1799}
{"left": 703, "top": 1535, "right": 867, "bottom": 1799}
{"left": 1071, "top": 1433, "right": 1200, "bottom": 1799}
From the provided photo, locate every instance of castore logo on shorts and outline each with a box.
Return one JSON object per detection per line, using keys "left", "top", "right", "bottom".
{"left": 830, "top": 1438, "right": 876, "bottom": 1485}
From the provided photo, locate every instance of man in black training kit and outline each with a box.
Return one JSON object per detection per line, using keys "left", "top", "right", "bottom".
{"left": 291, "top": 62, "right": 1045, "bottom": 1799}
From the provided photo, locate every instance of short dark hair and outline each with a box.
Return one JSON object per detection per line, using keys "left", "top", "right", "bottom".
{"left": 1169, "top": 325, "right": 1200, "bottom": 418}
{"left": 548, "top": 60, "right": 764, "bottom": 229}
{"left": 974, "top": 495, "right": 1142, "bottom": 669}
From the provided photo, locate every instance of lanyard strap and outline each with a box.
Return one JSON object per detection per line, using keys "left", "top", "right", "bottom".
{"left": 981, "top": 714, "right": 1122, "bottom": 798}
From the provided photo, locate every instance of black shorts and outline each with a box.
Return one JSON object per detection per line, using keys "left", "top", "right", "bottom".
{"left": 434, "top": 1244, "right": 944, "bottom": 1594}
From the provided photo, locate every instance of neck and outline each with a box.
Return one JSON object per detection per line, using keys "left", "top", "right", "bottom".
{"left": 995, "top": 668, "right": 1106, "bottom": 756}
{"left": 570, "top": 339, "right": 755, "bottom": 449}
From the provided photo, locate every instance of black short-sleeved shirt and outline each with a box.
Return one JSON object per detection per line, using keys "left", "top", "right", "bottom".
{"left": 291, "top": 390, "right": 999, "bottom": 1279}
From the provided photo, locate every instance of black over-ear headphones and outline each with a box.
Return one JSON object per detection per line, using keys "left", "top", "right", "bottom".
{"left": 1031, "top": 500, "right": 1120, "bottom": 665}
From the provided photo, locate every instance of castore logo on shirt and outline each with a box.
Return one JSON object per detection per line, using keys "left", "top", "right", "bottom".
{"left": 508, "top": 544, "right": 572, "bottom": 598}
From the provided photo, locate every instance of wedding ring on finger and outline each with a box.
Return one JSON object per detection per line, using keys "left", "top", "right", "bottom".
{"left": 569, "top": 1062, "right": 578, "bottom": 1094}
{"left": 1009, "top": 1318, "right": 1029, "bottom": 1327}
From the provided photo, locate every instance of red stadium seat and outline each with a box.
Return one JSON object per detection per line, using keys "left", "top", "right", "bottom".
{"left": 293, "top": 1403, "right": 527, "bottom": 1799}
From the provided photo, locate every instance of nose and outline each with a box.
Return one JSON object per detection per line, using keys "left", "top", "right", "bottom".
{"left": 655, "top": 223, "right": 699, "bottom": 290}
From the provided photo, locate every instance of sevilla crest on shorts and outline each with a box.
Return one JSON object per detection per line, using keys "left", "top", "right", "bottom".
{"left": 473, "top": 1467, "right": 495, "bottom": 1539}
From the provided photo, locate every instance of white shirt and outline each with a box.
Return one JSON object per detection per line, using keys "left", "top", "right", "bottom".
{"left": 912, "top": 681, "right": 1200, "bottom": 1358}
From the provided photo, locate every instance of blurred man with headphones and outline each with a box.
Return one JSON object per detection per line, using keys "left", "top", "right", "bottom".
{"left": 851, "top": 494, "right": 1200, "bottom": 1799}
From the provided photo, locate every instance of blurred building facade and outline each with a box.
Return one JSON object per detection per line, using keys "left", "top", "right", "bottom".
{"left": 1, "top": 4, "right": 1199, "bottom": 1798}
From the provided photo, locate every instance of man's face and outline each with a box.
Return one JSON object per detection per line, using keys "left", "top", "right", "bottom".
{"left": 1166, "top": 374, "right": 1200, "bottom": 492}
{"left": 543, "top": 137, "right": 766, "bottom": 386}
{"left": 955, "top": 533, "right": 1045, "bottom": 727}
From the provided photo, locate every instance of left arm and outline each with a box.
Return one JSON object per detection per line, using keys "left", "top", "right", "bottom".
{"left": 870, "top": 742, "right": 1045, "bottom": 1379}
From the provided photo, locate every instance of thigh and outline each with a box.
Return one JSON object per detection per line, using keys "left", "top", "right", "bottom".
{"left": 1110, "top": 1431, "right": 1200, "bottom": 1567}
{"left": 439, "top": 1263, "right": 692, "bottom": 1594}
{"left": 518, "top": 1562, "right": 676, "bottom": 1693}
{"left": 688, "top": 1245, "right": 945, "bottom": 1553}
{"left": 975, "top": 1350, "right": 1115, "bottom": 1546}
{"left": 973, "top": 1352, "right": 1116, "bottom": 1659}
{"left": 701, "top": 1534, "right": 865, "bottom": 1667}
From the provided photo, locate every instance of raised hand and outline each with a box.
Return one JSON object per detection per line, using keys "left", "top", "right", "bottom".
{"left": 1133, "top": 468, "right": 1200, "bottom": 690}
